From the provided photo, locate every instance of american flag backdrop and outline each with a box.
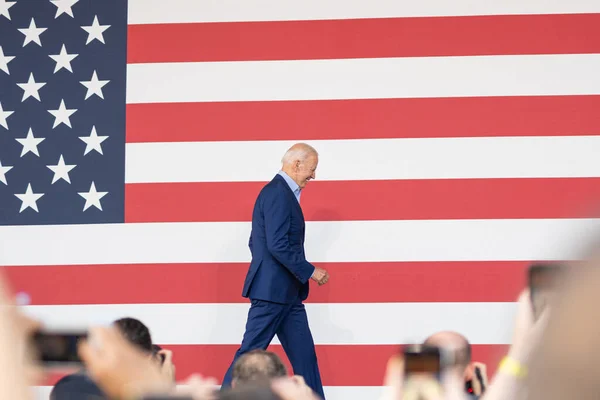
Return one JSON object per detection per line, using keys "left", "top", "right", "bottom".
{"left": 2, "top": 0, "right": 600, "bottom": 399}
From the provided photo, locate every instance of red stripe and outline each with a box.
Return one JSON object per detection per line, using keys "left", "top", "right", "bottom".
{"left": 124, "top": 178, "right": 600, "bottom": 223}
{"left": 127, "top": 14, "right": 600, "bottom": 63}
{"left": 125, "top": 96, "right": 600, "bottom": 143}
{"left": 3, "top": 261, "right": 527, "bottom": 305}
{"left": 45, "top": 344, "right": 509, "bottom": 386}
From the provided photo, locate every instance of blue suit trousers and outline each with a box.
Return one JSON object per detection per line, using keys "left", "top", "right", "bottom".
{"left": 221, "top": 299, "right": 325, "bottom": 399}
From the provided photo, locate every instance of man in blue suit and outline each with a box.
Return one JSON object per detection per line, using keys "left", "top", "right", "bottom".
{"left": 221, "top": 143, "right": 329, "bottom": 399}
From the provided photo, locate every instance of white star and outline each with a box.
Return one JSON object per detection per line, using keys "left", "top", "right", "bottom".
{"left": 0, "top": 159, "right": 13, "bottom": 185}
{"left": 0, "top": 46, "right": 14, "bottom": 75}
{"left": 81, "top": 15, "right": 109, "bottom": 44}
{"left": 78, "top": 181, "right": 108, "bottom": 211}
{"left": 16, "top": 73, "right": 46, "bottom": 102}
{"left": 49, "top": 44, "right": 78, "bottom": 73}
{"left": 47, "top": 154, "right": 76, "bottom": 184}
{"left": 15, "top": 128, "right": 45, "bottom": 157}
{"left": 48, "top": 99, "right": 77, "bottom": 128}
{"left": 15, "top": 183, "right": 44, "bottom": 213}
{"left": 80, "top": 70, "right": 109, "bottom": 100}
{"left": 79, "top": 125, "right": 108, "bottom": 155}
{"left": 0, "top": 0, "right": 16, "bottom": 20}
{"left": 0, "top": 102, "right": 14, "bottom": 130}
{"left": 50, "top": 0, "right": 79, "bottom": 18}
{"left": 18, "top": 18, "right": 47, "bottom": 47}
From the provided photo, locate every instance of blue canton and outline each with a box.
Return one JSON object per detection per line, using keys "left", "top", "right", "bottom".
{"left": 0, "top": 0, "right": 127, "bottom": 225}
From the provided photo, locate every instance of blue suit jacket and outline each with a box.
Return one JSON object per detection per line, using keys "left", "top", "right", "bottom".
{"left": 242, "top": 174, "right": 316, "bottom": 304}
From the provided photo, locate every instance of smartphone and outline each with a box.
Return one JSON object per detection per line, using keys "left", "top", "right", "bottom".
{"left": 402, "top": 345, "right": 445, "bottom": 400}
{"left": 528, "top": 263, "right": 564, "bottom": 320}
{"left": 403, "top": 345, "right": 442, "bottom": 375}
{"left": 465, "top": 379, "right": 473, "bottom": 394}
{"left": 30, "top": 329, "right": 88, "bottom": 368}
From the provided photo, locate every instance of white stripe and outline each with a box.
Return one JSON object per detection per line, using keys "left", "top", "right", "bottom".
{"left": 127, "top": 0, "right": 600, "bottom": 24}
{"left": 1, "top": 219, "right": 597, "bottom": 266}
{"left": 324, "top": 387, "right": 384, "bottom": 400}
{"left": 34, "top": 386, "right": 384, "bottom": 400}
{"left": 125, "top": 137, "right": 600, "bottom": 183}
{"left": 33, "top": 386, "right": 52, "bottom": 400}
{"left": 22, "top": 302, "right": 516, "bottom": 345}
{"left": 126, "top": 54, "right": 600, "bottom": 104}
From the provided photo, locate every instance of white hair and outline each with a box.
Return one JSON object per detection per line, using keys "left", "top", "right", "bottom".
{"left": 281, "top": 143, "right": 318, "bottom": 165}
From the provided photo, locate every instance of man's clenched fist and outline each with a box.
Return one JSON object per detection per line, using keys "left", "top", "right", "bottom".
{"left": 311, "top": 268, "right": 329, "bottom": 286}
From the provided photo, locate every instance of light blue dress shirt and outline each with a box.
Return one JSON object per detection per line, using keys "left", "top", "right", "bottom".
{"left": 278, "top": 170, "right": 301, "bottom": 203}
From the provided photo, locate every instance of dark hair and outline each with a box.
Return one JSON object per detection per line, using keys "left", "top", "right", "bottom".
{"left": 232, "top": 350, "right": 287, "bottom": 385}
{"left": 113, "top": 317, "right": 153, "bottom": 352}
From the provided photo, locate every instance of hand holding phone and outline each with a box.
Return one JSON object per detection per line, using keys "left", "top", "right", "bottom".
{"left": 402, "top": 345, "right": 445, "bottom": 400}
{"left": 465, "top": 362, "right": 488, "bottom": 396}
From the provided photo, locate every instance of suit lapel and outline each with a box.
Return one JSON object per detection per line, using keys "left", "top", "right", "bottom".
{"left": 273, "top": 175, "right": 306, "bottom": 242}
{"left": 274, "top": 174, "right": 304, "bottom": 217}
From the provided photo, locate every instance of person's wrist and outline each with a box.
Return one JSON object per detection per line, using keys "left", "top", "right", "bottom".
{"left": 498, "top": 355, "right": 528, "bottom": 378}
{"left": 507, "top": 337, "right": 536, "bottom": 366}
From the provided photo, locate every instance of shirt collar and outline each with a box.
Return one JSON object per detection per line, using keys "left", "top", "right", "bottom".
{"left": 278, "top": 170, "right": 300, "bottom": 194}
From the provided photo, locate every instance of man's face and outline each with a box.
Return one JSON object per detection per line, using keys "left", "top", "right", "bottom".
{"left": 294, "top": 154, "right": 318, "bottom": 189}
